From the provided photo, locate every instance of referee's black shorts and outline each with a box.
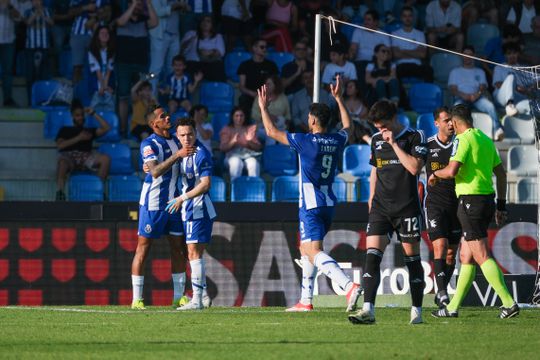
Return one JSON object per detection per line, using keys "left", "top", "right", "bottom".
{"left": 457, "top": 194, "right": 495, "bottom": 241}
{"left": 425, "top": 202, "right": 461, "bottom": 244}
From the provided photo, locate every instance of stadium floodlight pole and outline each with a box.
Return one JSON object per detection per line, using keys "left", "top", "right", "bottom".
{"left": 313, "top": 14, "right": 322, "bottom": 103}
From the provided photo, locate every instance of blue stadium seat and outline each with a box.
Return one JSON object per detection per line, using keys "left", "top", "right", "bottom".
{"left": 209, "top": 176, "right": 226, "bottom": 202}
{"left": 211, "top": 112, "right": 231, "bottom": 142}
{"left": 68, "top": 174, "right": 104, "bottom": 201}
{"left": 272, "top": 175, "right": 299, "bottom": 202}
{"left": 467, "top": 23, "right": 499, "bottom": 56}
{"left": 224, "top": 51, "right": 251, "bottom": 82}
{"left": 517, "top": 178, "right": 537, "bottom": 204}
{"left": 408, "top": 83, "right": 442, "bottom": 114}
{"left": 108, "top": 175, "right": 142, "bottom": 202}
{"left": 332, "top": 177, "right": 348, "bottom": 202}
{"left": 199, "top": 82, "right": 235, "bottom": 113}
{"left": 59, "top": 49, "right": 73, "bottom": 79}
{"left": 398, "top": 113, "right": 410, "bottom": 128}
{"left": 507, "top": 145, "right": 537, "bottom": 176}
{"left": 266, "top": 52, "right": 294, "bottom": 74}
{"left": 231, "top": 176, "right": 266, "bottom": 202}
{"left": 430, "top": 53, "right": 462, "bottom": 85}
{"left": 171, "top": 109, "right": 189, "bottom": 123}
{"left": 416, "top": 113, "right": 437, "bottom": 138}
{"left": 356, "top": 177, "right": 370, "bottom": 202}
{"left": 86, "top": 111, "right": 121, "bottom": 142}
{"left": 343, "top": 145, "right": 371, "bottom": 177}
{"left": 263, "top": 145, "right": 298, "bottom": 176}
{"left": 44, "top": 109, "right": 73, "bottom": 139}
{"left": 98, "top": 143, "right": 134, "bottom": 175}
{"left": 31, "top": 80, "right": 61, "bottom": 108}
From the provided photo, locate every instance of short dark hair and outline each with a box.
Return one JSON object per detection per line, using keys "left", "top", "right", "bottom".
{"left": 450, "top": 104, "right": 473, "bottom": 126}
{"left": 70, "top": 98, "right": 84, "bottom": 113}
{"left": 367, "top": 100, "right": 397, "bottom": 124}
{"left": 172, "top": 54, "right": 186, "bottom": 65}
{"left": 401, "top": 6, "right": 414, "bottom": 15}
{"left": 189, "top": 104, "right": 208, "bottom": 118}
{"left": 433, "top": 106, "right": 450, "bottom": 120}
{"left": 502, "top": 42, "right": 521, "bottom": 54}
{"left": 463, "top": 45, "right": 475, "bottom": 53}
{"left": 177, "top": 117, "right": 196, "bottom": 130}
{"left": 252, "top": 37, "right": 266, "bottom": 48}
{"left": 502, "top": 24, "right": 521, "bottom": 39}
{"left": 365, "top": 9, "right": 379, "bottom": 21}
{"left": 309, "top": 103, "right": 332, "bottom": 129}
{"left": 138, "top": 80, "right": 152, "bottom": 92}
{"left": 145, "top": 104, "right": 162, "bottom": 124}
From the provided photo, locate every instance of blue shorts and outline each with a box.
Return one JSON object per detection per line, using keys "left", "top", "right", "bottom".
{"left": 299, "top": 207, "right": 335, "bottom": 242}
{"left": 137, "top": 206, "right": 183, "bottom": 239}
{"left": 185, "top": 218, "right": 214, "bottom": 244}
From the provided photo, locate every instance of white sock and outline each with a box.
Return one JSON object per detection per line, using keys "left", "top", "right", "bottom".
{"left": 132, "top": 275, "right": 144, "bottom": 301}
{"left": 412, "top": 306, "right": 422, "bottom": 314}
{"left": 190, "top": 258, "right": 206, "bottom": 304}
{"left": 300, "top": 255, "right": 317, "bottom": 305}
{"left": 313, "top": 251, "right": 351, "bottom": 290}
{"left": 172, "top": 272, "right": 186, "bottom": 301}
{"left": 363, "top": 302, "right": 374, "bottom": 313}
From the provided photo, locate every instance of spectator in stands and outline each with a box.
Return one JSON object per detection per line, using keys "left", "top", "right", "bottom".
{"left": 348, "top": 10, "right": 390, "bottom": 91}
{"left": 506, "top": 0, "right": 539, "bottom": 34}
{"left": 50, "top": 0, "right": 72, "bottom": 76}
{"left": 221, "top": 0, "right": 255, "bottom": 52}
{"left": 131, "top": 79, "right": 157, "bottom": 141}
{"left": 251, "top": 75, "right": 291, "bottom": 144}
{"left": 365, "top": 43, "right": 400, "bottom": 106}
{"left": 23, "top": 0, "right": 53, "bottom": 101}
{"left": 55, "top": 99, "right": 111, "bottom": 201}
{"left": 322, "top": 43, "right": 357, "bottom": 88}
{"left": 342, "top": 79, "right": 372, "bottom": 145}
{"left": 159, "top": 55, "right": 202, "bottom": 114}
{"left": 391, "top": 6, "right": 433, "bottom": 83}
{"left": 261, "top": 0, "right": 298, "bottom": 52}
{"left": 220, "top": 106, "right": 263, "bottom": 180}
{"left": 0, "top": 0, "right": 21, "bottom": 107}
{"left": 425, "top": 0, "right": 464, "bottom": 53}
{"left": 484, "top": 24, "right": 522, "bottom": 66}
{"left": 281, "top": 40, "right": 313, "bottom": 96}
{"left": 68, "top": 0, "right": 111, "bottom": 84}
{"left": 179, "top": 0, "right": 212, "bottom": 37}
{"left": 492, "top": 42, "right": 532, "bottom": 116}
{"left": 522, "top": 15, "right": 540, "bottom": 65}
{"left": 115, "top": 0, "right": 158, "bottom": 136}
{"left": 340, "top": 0, "right": 368, "bottom": 22}
{"left": 461, "top": 0, "right": 498, "bottom": 32}
{"left": 148, "top": 0, "right": 187, "bottom": 95}
{"left": 190, "top": 104, "right": 213, "bottom": 152}
{"left": 448, "top": 45, "right": 504, "bottom": 141}
{"left": 318, "top": 8, "right": 348, "bottom": 68}
{"left": 290, "top": 70, "right": 334, "bottom": 133}
{"left": 237, "top": 38, "right": 279, "bottom": 115}
{"left": 180, "top": 15, "right": 226, "bottom": 81}
{"left": 88, "top": 25, "right": 115, "bottom": 112}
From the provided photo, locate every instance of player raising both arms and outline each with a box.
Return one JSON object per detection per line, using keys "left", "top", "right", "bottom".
{"left": 132, "top": 105, "right": 194, "bottom": 310}
{"left": 166, "top": 117, "right": 216, "bottom": 310}
{"left": 425, "top": 107, "right": 461, "bottom": 308}
{"left": 257, "top": 75, "right": 362, "bottom": 313}
{"left": 348, "top": 100, "right": 427, "bottom": 325}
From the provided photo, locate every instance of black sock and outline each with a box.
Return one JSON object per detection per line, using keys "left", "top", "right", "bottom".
{"left": 363, "top": 248, "right": 383, "bottom": 305}
{"left": 405, "top": 255, "right": 425, "bottom": 307}
{"left": 433, "top": 258, "right": 447, "bottom": 293}
{"left": 445, "top": 261, "right": 456, "bottom": 288}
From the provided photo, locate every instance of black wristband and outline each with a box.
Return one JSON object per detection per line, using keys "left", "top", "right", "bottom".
{"left": 496, "top": 199, "right": 506, "bottom": 211}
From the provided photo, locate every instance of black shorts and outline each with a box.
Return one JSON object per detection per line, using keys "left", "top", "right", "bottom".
{"left": 425, "top": 202, "right": 461, "bottom": 244}
{"left": 367, "top": 209, "right": 422, "bottom": 243}
{"left": 457, "top": 194, "right": 495, "bottom": 241}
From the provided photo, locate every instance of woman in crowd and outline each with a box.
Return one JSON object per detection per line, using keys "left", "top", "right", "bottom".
{"left": 365, "top": 43, "right": 400, "bottom": 105}
{"left": 342, "top": 79, "right": 372, "bottom": 144}
{"left": 261, "top": 0, "right": 298, "bottom": 52}
{"left": 220, "top": 106, "right": 263, "bottom": 180}
{"left": 190, "top": 104, "right": 213, "bottom": 152}
{"left": 88, "top": 26, "right": 115, "bottom": 112}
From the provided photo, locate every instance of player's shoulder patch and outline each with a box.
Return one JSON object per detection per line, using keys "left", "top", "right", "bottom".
{"left": 451, "top": 138, "right": 459, "bottom": 157}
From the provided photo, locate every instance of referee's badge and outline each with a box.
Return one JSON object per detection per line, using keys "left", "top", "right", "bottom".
{"left": 451, "top": 138, "right": 459, "bottom": 156}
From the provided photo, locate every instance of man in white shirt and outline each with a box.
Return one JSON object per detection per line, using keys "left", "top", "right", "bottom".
{"left": 448, "top": 46, "right": 503, "bottom": 141}
{"left": 391, "top": 6, "right": 433, "bottom": 82}
{"left": 506, "top": 0, "right": 538, "bottom": 34}
{"left": 322, "top": 43, "right": 357, "bottom": 88}
{"left": 425, "top": 0, "right": 464, "bottom": 52}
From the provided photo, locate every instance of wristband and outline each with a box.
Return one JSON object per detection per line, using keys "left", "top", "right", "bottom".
{"left": 496, "top": 199, "right": 506, "bottom": 211}
{"left": 180, "top": 194, "right": 189, "bottom": 202}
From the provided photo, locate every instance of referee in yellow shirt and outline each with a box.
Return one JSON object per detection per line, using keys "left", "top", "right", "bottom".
{"left": 428, "top": 104, "right": 519, "bottom": 319}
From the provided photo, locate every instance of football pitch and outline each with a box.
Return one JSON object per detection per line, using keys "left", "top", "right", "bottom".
{"left": 0, "top": 306, "right": 537, "bottom": 359}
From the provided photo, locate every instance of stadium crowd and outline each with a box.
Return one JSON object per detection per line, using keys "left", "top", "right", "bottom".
{"left": 0, "top": 0, "right": 538, "bottom": 201}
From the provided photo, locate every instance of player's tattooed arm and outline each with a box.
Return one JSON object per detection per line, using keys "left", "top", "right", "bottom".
{"left": 145, "top": 146, "right": 196, "bottom": 178}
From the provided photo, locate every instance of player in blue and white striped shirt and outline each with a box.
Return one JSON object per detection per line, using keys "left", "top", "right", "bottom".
{"left": 257, "top": 75, "right": 362, "bottom": 313}
{"left": 166, "top": 117, "right": 216, "bottom": 310}
{"left": 131, "top": 105, "right": 195, "bottom": 310}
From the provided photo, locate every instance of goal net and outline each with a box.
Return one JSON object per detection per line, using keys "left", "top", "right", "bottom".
{"left": 312, "top": 14, "right": 540, "bottom": 305}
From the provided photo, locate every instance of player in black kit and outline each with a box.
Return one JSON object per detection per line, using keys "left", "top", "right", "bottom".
{"left": 424, "top": 107, "right": 461, "bottom": 308}
{"left": 348, "top": 100, "right": 428, "bottom": 325}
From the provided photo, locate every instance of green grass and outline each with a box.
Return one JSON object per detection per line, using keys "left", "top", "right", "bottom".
{"left": 0, "top": 306, "right": 537, "bottom": 359}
